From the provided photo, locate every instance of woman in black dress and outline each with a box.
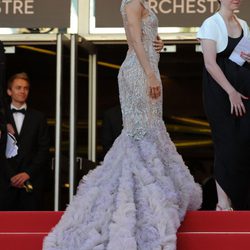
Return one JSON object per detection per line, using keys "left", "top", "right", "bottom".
{"left": 197, "top": 0, "right": 250, "bottom": 210}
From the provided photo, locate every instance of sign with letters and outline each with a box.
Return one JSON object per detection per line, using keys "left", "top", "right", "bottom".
{"left": 93, "top": 0, "right": 250, "bottom": 31}
{"left": 0, "top": 0, "right": 71, "bottom": 28}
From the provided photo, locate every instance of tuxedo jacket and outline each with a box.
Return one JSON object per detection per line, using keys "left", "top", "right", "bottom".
{"left": 5, "top": 107, "right": 50, "bottom": 189}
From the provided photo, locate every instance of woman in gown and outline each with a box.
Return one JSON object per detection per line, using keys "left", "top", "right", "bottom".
{"left": 43, "top": 0, "right": 201, "bottom": 249}
{"left": 197, "top": 0, "right": 250, "bottom": 210}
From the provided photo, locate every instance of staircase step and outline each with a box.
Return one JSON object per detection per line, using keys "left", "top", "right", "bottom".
{"left": 177, "top": 233, "right": 250, "bottom": 250}
{"left": 179, "top": 211, "right": 250, "bottom": 232}
{"left": 0, "top": 211, "right": 250, "bottom": 250}
{"left": 0, "top": 233, "right": 46, "bottom": 250}
{"left": 0, "top": 211, "right": 63, "bottom": 232}
{"left": 177, "top": 211, "right": 250, "bottom": 250}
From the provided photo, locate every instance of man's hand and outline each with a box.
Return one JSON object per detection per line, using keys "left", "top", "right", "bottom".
{"left": 7, "top": 123, "right": 15, "bottom": 135}
{"left": 11, "top": 172, "right": 30, "bottom": 188}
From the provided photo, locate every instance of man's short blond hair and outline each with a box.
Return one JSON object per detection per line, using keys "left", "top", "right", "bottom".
{"left": 7, "top": 72, "right": 30, "bottom": 90}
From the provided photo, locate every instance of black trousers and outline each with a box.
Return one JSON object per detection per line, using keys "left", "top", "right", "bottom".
{"left": 0, "top": 181, "right": 44, "bottom": 211}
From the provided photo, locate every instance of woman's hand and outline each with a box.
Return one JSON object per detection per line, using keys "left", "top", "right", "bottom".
{"left": 228, "top": 89, "right": 248, "bottom": 116}
{"left": 153, "top": 35, "right": 164, "bottom": 53}
{"left": 240, "top": 51, "right": 250, "bottom": 63}
{"left": 147, "top": 72, "right": 161, "bottom": 99}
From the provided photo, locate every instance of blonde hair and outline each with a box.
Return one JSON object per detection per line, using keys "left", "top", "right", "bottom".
{"left": 7, "top": 72, "right": 30, "bottom": 89}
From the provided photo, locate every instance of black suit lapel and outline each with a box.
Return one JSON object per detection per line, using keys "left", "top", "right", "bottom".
{"left": 7, "top": 108, "right": 19, "bottom": 139}
{"left": 18, "top": 108, "right": 31, "bottom": 139}
{"left": 12, "top": 109, "right": 31, "bottom": 162}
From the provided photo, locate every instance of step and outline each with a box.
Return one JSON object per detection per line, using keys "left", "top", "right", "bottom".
{"left": 0, "top": 234, "right": 46, "bottom": 250}
{"left": 0, "top": 211, "right": 250, "bottom": 250}
{"left": 177, "top": 211, "right": 250, "bottom": 250}
{"left": 177, "top": 233, "right": 250, "bottom": 250}
{"left": 0, "top": 211, "right": 63, "bottom": 232}
{"left": 179, "top": 211, "right": 250, "bottom": 232}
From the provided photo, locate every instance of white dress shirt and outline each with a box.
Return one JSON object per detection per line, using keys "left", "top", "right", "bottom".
{"left": 11, "top": 103, "right": 27, "bottom": 134}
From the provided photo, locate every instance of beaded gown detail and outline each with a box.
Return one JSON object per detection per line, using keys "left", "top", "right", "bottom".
{"left": 43, "top": 1, "right": 202, "bottom": 249}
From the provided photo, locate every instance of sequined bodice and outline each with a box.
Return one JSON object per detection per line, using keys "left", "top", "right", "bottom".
{"left": 118, "top": 0, "right": 162, "bottom": 140}
{"left": 120, "top": 0, "right": 159, "bottom": 56}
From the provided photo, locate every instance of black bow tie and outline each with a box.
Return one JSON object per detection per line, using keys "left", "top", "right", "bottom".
{"left": 11, "top": 108, "right": 26, "bottom": 115}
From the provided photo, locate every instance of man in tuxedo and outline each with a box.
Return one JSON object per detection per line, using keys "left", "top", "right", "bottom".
{"left": 0, "top": 72, "right": 50, "bottom": 211}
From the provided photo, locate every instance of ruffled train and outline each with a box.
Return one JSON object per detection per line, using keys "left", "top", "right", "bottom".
{"left": 43, "top": 121, "right": 202, "bottom": 250}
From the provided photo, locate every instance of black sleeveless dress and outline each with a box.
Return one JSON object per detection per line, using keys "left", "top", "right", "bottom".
{"left": 203, "top": 31, "right": 250, "bottom": 210}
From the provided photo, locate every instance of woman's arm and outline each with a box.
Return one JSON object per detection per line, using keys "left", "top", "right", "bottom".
{"left": 201, "top": 39, "right": 248, "bottom": 116}
{"left": 125, "top": 0, "right": 160, "bottom": 99}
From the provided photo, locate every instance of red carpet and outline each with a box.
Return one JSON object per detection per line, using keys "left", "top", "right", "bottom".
{"left": 0, "top": 211, "right": 250, "bottom": 250}
{"left": 178, "top": 211, "right": 250, "bottom": 250}
{"left": 0, "top": 211, "right": 63, "bottom": 250}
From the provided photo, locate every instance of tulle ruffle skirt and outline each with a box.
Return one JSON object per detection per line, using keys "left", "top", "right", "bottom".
{"left": 43, "top": 122, "right": 202, "bottom": 250}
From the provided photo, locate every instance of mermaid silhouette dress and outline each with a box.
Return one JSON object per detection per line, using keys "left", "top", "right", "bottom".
{"left": 43, "top": 1, "right": 202, "bottom": 249}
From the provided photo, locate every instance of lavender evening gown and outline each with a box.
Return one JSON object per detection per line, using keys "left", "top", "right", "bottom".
{"left": 43, "top": 1, "right": 202, "bottom": 249}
